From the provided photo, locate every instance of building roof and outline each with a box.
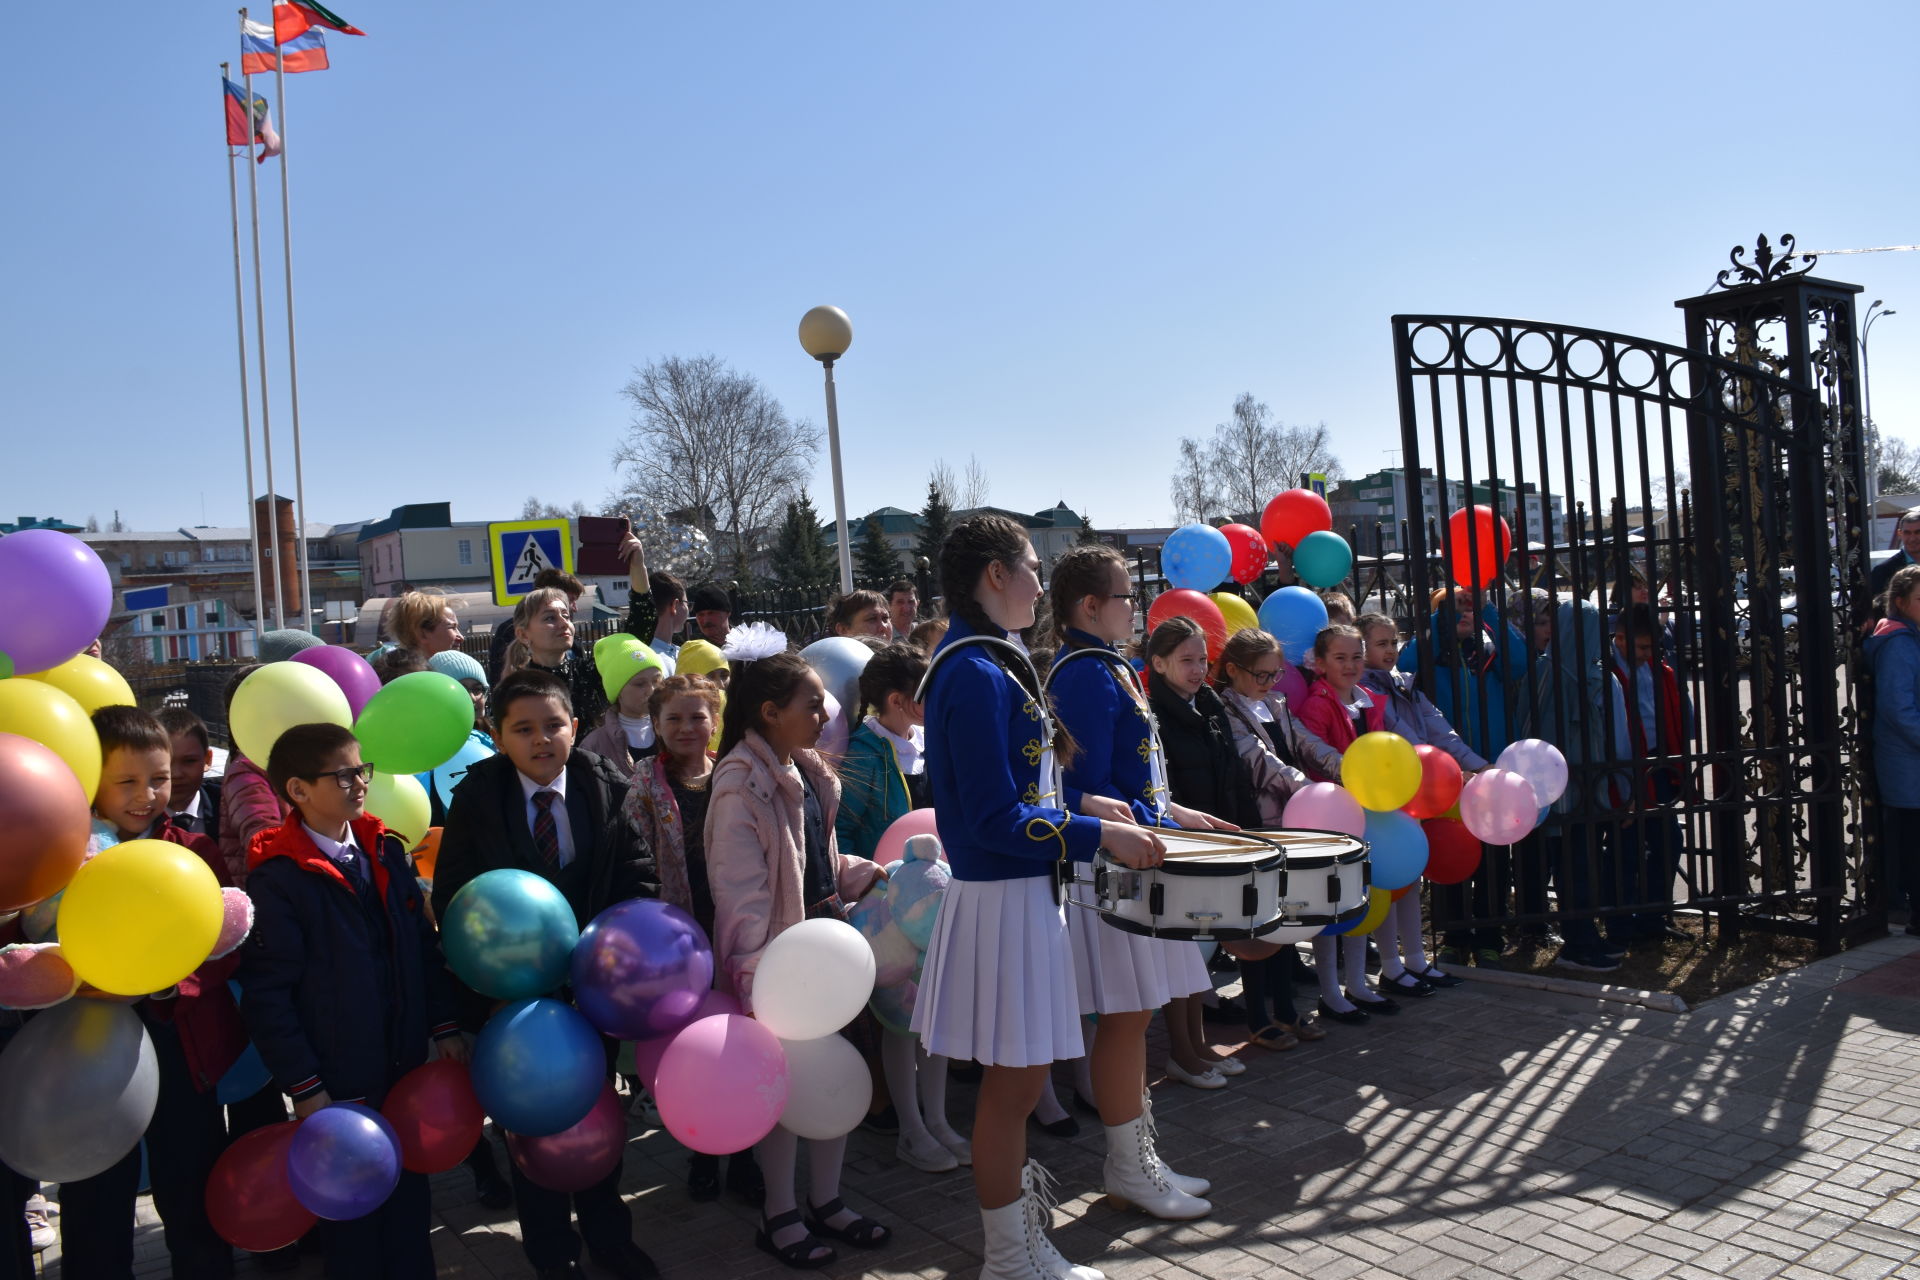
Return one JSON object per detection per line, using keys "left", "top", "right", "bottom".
{"left": 0, "top": 516, "right": 86, "bottom": 535}
{"left": 356, "top": 502, "right": 455, "bottom": 543}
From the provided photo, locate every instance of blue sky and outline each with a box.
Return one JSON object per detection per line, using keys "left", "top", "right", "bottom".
{"left": 3, "top": 2, "right": 1916, "bottom": 536}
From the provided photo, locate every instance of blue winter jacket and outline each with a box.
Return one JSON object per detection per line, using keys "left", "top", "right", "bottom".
{"left": 1867, "top": 617, "right": 1920, "bottom": 809}
{"left": 1396, "top": 614, "right": 1530, "bottom": 761}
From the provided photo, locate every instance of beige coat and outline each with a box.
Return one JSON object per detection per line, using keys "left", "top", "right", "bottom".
{"left": 705, "top": 730, "right": 882, "bottom": 1011}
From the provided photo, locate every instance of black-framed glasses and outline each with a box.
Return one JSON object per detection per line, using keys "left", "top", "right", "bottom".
{"left": 303, "top": 764, "right": 375, "bottom": 790}
{"left": 1101, "top": 591, "right": 1138, "bottom": 602}
{"left": 1246, "top": 667, "right": 1282, "bottom": 685}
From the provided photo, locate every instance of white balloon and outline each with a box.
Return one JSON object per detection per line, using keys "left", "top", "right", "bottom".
{"left": 799, "top": 637, "right": 872, "bottom": 723}
{"left": 752, "top": 918, "right": 876, "bottom": 1041}
{"left": 1496, "top": 738, "right": 1569, "bottom": 807}
{"left": 776, "top": 1034, "right": 872, "bottom": 1141}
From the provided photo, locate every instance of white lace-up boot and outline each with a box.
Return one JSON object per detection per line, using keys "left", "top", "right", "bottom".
{"left": 1141, "top": 1090, "right": 1210, "bottom": 1197}
{"left": 1102, "top": 1115, "right": 1212, "bottom": 1219}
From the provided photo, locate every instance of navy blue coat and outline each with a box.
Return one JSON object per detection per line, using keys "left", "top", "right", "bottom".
{"left": 240, "top": 811, "right": 458, "bottom": 1106}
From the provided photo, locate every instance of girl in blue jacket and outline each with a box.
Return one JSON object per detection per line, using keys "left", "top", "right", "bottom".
{"left": 1868, "top": 566, "right": 1920, "bottom": 926}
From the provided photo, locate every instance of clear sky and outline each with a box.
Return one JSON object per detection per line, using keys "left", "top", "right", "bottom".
{"left": 4, "top": 2, "right": 1916, "bottom": 536}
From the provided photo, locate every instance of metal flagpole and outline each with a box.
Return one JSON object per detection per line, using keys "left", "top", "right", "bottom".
{"left": 224, "top": 63, "right": 269, "bottom": 649}
{"left": 273, "top": 18, "right": 315, "bottom": 633}
{"left": 240, "top": 9, "right": 286, "bottom": 630}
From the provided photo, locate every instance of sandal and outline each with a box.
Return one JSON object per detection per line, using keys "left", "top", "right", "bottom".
{"left": 1247, "top": 1023, "right": 1299, "bottom": 1051}
{"left": 1275, "top": 1018, "right": 1326, "bottom": 1042}
{"left": 756, "top": 1209, "right": 835, "bottom": 1270}
{"left": 805, "top": 1197, "right": 892, "bottom": 1249}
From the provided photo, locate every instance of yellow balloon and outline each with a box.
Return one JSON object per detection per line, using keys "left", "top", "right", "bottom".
{"left": 1209, "top": 592, "right": 1260, "bottom": 637}
{"left": 22, "top": 654, "right": 136, "bottom": 716}
{"left": 229, "top": 662, "right": 352, "bottom": 764}
{"left": 0, "top": 678, "right": 101, "bottom": 798}
{"left": 366, "top": 771, "right": 430, "bottom": 847}
{"left": 1344, "top": 731, "right": 1421, "bottom": 812}
{"left": 57, "top": 839, "right": 223, "bottom": 995}
{"left": 1351, "top": 887, "right": 1393, "bottom": 936}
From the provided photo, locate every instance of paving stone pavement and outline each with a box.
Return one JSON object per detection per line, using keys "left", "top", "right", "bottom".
{"left": 59, "top": 932, "right": 1920, "bottom": 1279}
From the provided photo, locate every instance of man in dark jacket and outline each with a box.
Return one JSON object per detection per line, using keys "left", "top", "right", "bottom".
{"left": 433, "top": 669, "right": 658, "bottom": 1280}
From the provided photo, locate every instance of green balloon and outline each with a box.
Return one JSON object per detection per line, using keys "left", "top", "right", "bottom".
{"left": 1292, "top": 530, "right": 1354, "bottom": 589}
{"left": 353, "top": 671, "right": 474, "bottom": 774}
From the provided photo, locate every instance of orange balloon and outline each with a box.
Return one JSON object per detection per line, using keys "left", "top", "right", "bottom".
{"left": 411, "top": 827, "right": 443, "bottom": 882}
{"left": 0, "top": 732, "right": 91, "bottom": 913}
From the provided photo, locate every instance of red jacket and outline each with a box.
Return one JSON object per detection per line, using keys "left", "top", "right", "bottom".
{"left": 144, "top": 816, "right": 248, "bottom": 1093}
{"left": 1294, "top": 680, "right": 1385, "bottom": 781}
{"left": 218, "top": 754, "right": 286, "bottom": 888}
{"left": 1606, "top": 659, "right": 1689, "bottom": 803}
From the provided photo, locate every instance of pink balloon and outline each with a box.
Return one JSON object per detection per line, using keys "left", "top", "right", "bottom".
{"left": 505, "top": 1082, "right": 625, "bottom": 1193}
{"left": 1458, "top": 769, "right": 1539, "bottom": 846}
{"left": 1281, "top": 783, "right": 1365, "bottom": 838}
{"left": 290, "top": 646, "right": 383, "bottom": 719}
{"left": 652, "top": 1013, "right": 788, "bottom": 1156}
{"left": 874, "top": 809, "right": 940, "bottom": 866}
{"left": 631, "top": 989, "right": 742, "bottom": 1091}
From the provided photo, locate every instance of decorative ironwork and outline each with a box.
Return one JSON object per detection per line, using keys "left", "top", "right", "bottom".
{"left": 1716, "top": 233, "right": 1818, "bottom": 290}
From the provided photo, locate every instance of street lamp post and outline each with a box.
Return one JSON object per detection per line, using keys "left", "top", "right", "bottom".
{"left": 799, "top": 305, "right": 855, "bottom": 595}
{"left": 1863, "top": 299, "right": 1896, "bottom": 513}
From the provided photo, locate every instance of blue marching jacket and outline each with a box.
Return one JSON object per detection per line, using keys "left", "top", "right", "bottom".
{"left": 922, "top": 615, "right": 1101, "bottom": 881}
{"left": 1049, "top": 630, "right": 1167, "bottom": 827}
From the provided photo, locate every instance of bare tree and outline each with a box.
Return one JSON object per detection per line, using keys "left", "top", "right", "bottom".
{"left": 1880, "top": 433, "right": 1920, "bottom": 493}
{"left": 961, "top": 454, "right": 992, "bottom": 510}
{"left": 521, "top": 496, "right": 593, "bottom": 520}
{"left": 928, "top": 459, "right": 958, "bottom": 509}
{"left": 612, "top": 354, "right": 820, "bottom": 575}
{"left": 85, "top": 514, "right": 100, "bottom": 533}
{"left": 1169, "top": 437, "right": 1221, "bottom": 526}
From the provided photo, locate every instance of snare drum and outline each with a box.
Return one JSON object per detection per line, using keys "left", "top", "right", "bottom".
{"left": 1086, "top": 830, "right": 1286, "bottom": 941}
{"left": 1247, "top": 830, "right": 1372, "bottom": 944}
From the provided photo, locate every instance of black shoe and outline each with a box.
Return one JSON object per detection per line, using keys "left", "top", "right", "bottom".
{"left": 1381, "top": 972, "right": 1435, "bottom": 998}
{"left": 588, "top": 1241, "right": 662, "bottom": 1280}
{"left": 1031, "top": 1112, "right": 1080, "bottom": 1139}
{"left": 1554, "top": 947, "right": 1622, "bottom": 974}
{"left": 536, "top": 1265, "right": 584, "bottom": 1280}
{"left": 688, "top": 1154, "right": 721, "bottom": 1202}
{"left": 1349, "top": 994, "right": 1401, "bottom": 1016}
{"left": 1599, "top": 939, "right": 1630, "bottom": 960}
{"left": 1414, "top": 965, "right": 1465, "bottom": 989}
{"left": 725, "top": 1153, "right": 765, "bottom": 1206}
{"left": 1316, "top": 998, "right": 1371, "bottom": 1026}
{"left": 1200, "top": 997, "right": 1246, "bottom": 1024}
{"left": 859, "top": 1105, "right": 898, "bottom": 1135}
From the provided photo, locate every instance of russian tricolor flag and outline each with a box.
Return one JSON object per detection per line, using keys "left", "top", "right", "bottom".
{"left": 241, "top": 18, "right": 329, "bottom": 74}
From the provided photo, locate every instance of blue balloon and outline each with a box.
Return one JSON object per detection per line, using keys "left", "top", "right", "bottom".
{"left": 472, "top": 998, "right": 604, "bottom": 1137}
{"left": 1257, "top": 586, "right": 1329, "bottom": 663}
{"left": 442, "top": 869, "right": 579, "bottom": 1001}
{"left": 571, "top": 899, "right": 714, "bottom": 1040}
{"left": 1363, "top": 810, "right": 1430, "bottom": 892}
{"left": 427, "top": 735, "right": 494, "bottom": 808}
{"left": 1161, "top": 524, "right": 1233, "bottom": 592}
{"left": 286, "top": 1102, "right": 402, "bottom": 1221}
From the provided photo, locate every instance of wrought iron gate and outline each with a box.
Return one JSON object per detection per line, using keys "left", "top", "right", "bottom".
{"left": 1392, "top": 238, "right": 1878, "bottom": 954}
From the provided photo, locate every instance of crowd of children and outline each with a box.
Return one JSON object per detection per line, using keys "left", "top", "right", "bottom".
{"left": 4, "top": 518, "right": 1793, "bottom": 1280}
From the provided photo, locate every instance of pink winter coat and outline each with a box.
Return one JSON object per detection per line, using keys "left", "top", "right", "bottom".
{"left": 217, "top": 754, "right": 286, "bottom": 888}
{"left": 704, "top": 730, "right": 882, "bottom": 1012}
{"left": 1293, "top": 680, "right": 1385, "bottom": 781}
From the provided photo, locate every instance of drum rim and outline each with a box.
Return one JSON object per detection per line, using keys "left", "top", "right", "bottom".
{"left": 1093, "top": 892, "right": 1369, "bottom": 941}
{"left": 1098, "top": 849, "right": 1284, "bottom": 877}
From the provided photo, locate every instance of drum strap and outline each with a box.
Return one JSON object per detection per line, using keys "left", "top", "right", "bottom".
{"left": 1046, "top": 646, "right": 1172, "bottom": 821}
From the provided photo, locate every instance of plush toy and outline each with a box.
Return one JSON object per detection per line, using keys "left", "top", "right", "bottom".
{"left": 886, "top": 834, "right": 952, "bottom": 951}
{"left": 847, "top": 881, "right": 919, "bottom": 990}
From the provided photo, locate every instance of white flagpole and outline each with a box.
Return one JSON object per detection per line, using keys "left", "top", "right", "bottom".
{"left": 240, "top": 9, "right": 286, "bottom": 630}
{"left": 223, "top": 63, "right": 269, "bottom": 651}
{"left": 273, "top": 11, "right": 315, "bottom": 633}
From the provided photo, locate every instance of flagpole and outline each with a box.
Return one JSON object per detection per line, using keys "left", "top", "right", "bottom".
{"left": 272, "top": 25, "right": 315, "bottom": 633}
{"left": 223, "top": 63, "right": 269, "bottom": 652}
{"left": 240, "top": 9, "right": 286, "bottom": 630}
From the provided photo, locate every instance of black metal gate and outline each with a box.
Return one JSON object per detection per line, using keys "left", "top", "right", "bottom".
{"left": 1392, "top": 238, "right": 1878, "bottom": 954}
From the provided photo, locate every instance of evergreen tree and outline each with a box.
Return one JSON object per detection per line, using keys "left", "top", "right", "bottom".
{"left": 856, "top": 512, "right": 903, "bottom": 587}
{"left": 1077, "top": 511, "right": 1100, "bottom": 544}
{"left": 770, "top": 496, "right": 833, "bottom": 585}
{"left": 916, "top": 480, "right": 952, "bottom": 568}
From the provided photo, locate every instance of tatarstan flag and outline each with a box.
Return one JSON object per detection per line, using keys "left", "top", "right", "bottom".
{"left": 274, "top": 0, "right": 367, "bottom": 42}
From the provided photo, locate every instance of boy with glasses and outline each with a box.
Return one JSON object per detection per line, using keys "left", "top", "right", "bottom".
{"left": 242, "top": 723, "right": 466, "bottom": 1276}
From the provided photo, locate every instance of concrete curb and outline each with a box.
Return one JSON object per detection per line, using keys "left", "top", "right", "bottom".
{"left": 1434, "top": 962, "right": 1689, "bottom": 1013}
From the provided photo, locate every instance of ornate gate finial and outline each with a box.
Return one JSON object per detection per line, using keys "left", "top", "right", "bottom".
{"left": 1716, "top": 233, "right": 1818, "bottom": 289}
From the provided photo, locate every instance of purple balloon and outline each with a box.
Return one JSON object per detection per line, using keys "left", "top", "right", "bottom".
{"left": 505, "top": 1082, "right": 625, "bottom": 1193}
{"left": 286, "top": 1102, "right": 402, "bottom": 1221}
{"left": 571, "top": 899, "right": 715, "bottom": 1040}
{"left": 0, "top": 531, "right": 113, "bottom": 675}
{"left": 290, "top": 646, "right": 383, "bottom": 719}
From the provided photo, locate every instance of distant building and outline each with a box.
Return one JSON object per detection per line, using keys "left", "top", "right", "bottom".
{"left": 1329, "top": 468, "right": 1565, "bottom": 555}
{"left": 0, "top": 515, "right": 85, "bottom": 535}
{"left": 355, "top": 502, "right": 493, "bottom": 597}
{"left": 828, "top": 502, "right": 1092, "bottom": 577}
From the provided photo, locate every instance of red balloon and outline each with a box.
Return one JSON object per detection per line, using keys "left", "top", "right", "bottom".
{"left": 1403, "top": 745, "right": 1464, "bottom": 820}
{"left": 1445, "top": 506, "right": 1513, "bottom": 589}
{"left": 206, "top": 1121, "right": 316, "bottom": 1253}
{"left": 1146, "top": 589, "right": 1228, "bottom": 662}
{"left": 1420, "top": 817, "right": 1482, "bottom": 885}
{"left": 506, "top": 1082, "right": 625, "bottom": 1193}
{"left": 1219, "top": 524, "right": 1270, "bottom": 585}
{"left": 382, "top": 1059, "right": 485, "bottom": 1174}
{"left": 1260, "top": 489, "right": 1331, "bottom": 551}
{"left": 0, "top": 732, "right": 91, "bottom": 913}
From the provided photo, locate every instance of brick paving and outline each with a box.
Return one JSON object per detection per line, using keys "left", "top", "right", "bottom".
{"left": 48, "top": 932, "right": 1920, "bottom": 1278}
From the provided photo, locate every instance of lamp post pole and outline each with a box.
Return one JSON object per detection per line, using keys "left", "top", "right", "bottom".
{"left": 1863, "top": 299, "right": 1895, "bottom": 515}
{"left": 799, "top": 306, "right": 856, "bottom": 594}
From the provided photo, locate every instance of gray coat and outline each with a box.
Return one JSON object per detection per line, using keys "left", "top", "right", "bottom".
{"left": 1218, "top": 688, "right": 1339, "bottom": 826}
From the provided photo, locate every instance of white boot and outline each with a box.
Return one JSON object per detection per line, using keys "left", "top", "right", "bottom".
{"left": 1102, "top": 1115, "right": 1211, "bottom": 1219}
{"left": 978, "top": 1163, "right": 1105, "bottom": 1280}
{"left": 1141, "top": 1091, "right": 1210, "bottom": 1197}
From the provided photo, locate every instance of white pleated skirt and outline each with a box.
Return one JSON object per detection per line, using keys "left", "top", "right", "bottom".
{"left": 911, "top": 875, "right": 1082, "bottom": 1068}
{"left": 1066, "top": 880, "right": 1214, "bottom": 1015}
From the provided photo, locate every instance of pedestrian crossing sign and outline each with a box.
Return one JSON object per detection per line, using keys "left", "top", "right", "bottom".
{"left": 489, "top": 519, "right": 574, "bottom": 606}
